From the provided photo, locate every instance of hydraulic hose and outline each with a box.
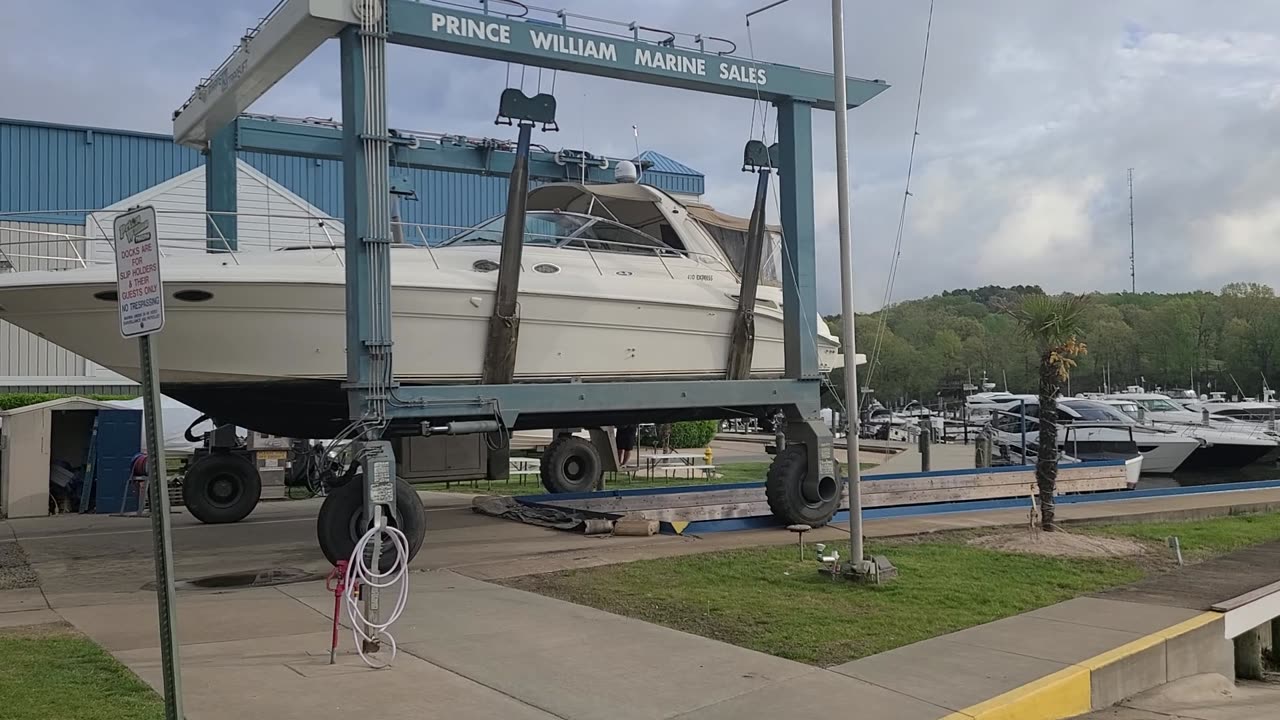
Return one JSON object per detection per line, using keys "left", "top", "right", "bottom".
{"left": 342, "top": 518, "right": 410, "bottom": 668}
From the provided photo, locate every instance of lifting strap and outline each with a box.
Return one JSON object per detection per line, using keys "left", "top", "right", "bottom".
{"left": 725, "top": 140, "right": 778, "bottom": 380}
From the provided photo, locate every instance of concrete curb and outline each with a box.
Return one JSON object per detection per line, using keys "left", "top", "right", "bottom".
{"left": 939, "top": 612, "right": 1225, "bottom": 720}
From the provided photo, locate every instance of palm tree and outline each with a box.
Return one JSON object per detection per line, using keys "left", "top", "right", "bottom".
{"left": 1009, "top": 294, "right": 1089, "bottom": 530}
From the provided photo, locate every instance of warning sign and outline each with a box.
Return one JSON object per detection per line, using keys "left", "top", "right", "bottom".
{"left": 113, "top": 206, "right": 165, "bottom": 338}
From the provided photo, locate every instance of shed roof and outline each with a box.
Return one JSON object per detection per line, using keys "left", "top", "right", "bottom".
{"left": 0, "top": 397, "right": 119, "bottom": 417}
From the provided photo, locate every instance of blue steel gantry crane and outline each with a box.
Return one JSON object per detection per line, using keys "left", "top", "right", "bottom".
{"left": 171, "top": 0, "right": 888, "bottom": 566}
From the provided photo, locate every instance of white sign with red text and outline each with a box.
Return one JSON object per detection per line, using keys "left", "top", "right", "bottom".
{"left": 113, "top": 206, "right": 165, "bottom": 338}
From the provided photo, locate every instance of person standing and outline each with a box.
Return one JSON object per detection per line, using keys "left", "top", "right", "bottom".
{"left": 616, "top": 424, "right": 638, "bottom": 467}
{"left": 656, "top": 422, "right": 674, "bottom": 454}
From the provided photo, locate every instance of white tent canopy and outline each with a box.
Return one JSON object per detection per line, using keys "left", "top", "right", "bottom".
{"left": 103, "top": 396, "right": 237, "bottom": 456}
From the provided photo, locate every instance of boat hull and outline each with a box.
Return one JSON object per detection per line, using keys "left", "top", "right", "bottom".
{"left": 0, "top": 268, "right": 841, "bottom": 437}
{"left": 1178, "top": 441, "right": 1276, "bottom": 470}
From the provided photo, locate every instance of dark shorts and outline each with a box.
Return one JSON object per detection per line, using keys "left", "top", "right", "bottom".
{"left": 616, "top": 426, "right": 638, "bottom": 450}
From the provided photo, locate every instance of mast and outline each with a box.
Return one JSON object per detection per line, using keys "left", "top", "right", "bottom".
{"left": 1128, "top": 168, "right": 1136, "bottom": 294}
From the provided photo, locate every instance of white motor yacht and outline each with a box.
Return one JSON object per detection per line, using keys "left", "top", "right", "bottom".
{"left": 1103, "top": 392, "right": 1279, "bottom": 468}
{"left": 985, "top": 397, "right": 1194, "bottom": 477}
{"left": 0, "top": 181, "right": 848, "bottom": 438}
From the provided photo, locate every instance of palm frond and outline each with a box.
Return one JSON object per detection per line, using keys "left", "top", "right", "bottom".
{"left": 1008, "top": 293, "right": 1091, "bottom": 349}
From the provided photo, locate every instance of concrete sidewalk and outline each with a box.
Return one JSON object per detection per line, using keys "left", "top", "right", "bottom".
{"left": 28, "top": 566, "right": 1231, "bottom": 720}
{"left": 7, "top": 486, "right": 1280, "bottom": 718}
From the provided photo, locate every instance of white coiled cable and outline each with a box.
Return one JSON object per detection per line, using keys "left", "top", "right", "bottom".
{"left": 343, "top": 518, "right": 410, "bottom": 668}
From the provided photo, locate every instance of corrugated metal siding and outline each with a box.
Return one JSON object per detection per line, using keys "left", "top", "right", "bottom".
{"left": 2, "top": 119, "right": 704, "bottom": 227}
{"left": 0, "top": 122, "right": 201, "bottom": 225}
{"left": 0, "top": 385, "right": 139, "bottom": 396}
{"left": 0, "top": 221, "right": 87, "bottom": 377}
{"left": 640, "top": 171, "right": 703, "bottom": 196}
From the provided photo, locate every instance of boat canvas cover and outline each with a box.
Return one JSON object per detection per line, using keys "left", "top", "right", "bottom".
{"left": 684, "top": 203, "right": 783, "bottom": 287}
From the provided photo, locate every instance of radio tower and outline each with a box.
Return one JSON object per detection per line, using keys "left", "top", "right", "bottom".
{"left": 1128, "top": 168, "right": 1136, "bottom": 293}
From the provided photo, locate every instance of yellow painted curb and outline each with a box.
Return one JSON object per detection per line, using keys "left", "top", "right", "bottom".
{"left": 940, "top": 611, "right": 1223, "bottom": 720}
{"left": 1152, "top": 611, "right": 1221, "bottom": 640}
{"left": 941, "top": 666, "right": 1091, "bottom": 720}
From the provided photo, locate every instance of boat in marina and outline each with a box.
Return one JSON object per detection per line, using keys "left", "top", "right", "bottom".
{"left": 1099, "top": 392, "right": 1279, "bottom": 469}
{"left": 982, "top": 396, "right": 1195, "bottom": 479}
{"left": 0, "top": 180, "right": 847, "bottom": 438}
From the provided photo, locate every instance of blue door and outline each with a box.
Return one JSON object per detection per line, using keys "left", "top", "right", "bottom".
{"left": 92, "top": 409, "right": 143, "bottom": 513}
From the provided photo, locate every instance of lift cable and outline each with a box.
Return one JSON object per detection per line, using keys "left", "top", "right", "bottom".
{"left": 860, "top": 0, "right": 935, "bottom": 410}
{"left": 742, "top": 9, "right": 849, "bottom": 424}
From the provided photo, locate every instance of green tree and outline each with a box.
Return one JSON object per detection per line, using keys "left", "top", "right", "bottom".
{"left": 1009, "top": 294, "right": 1089, "bottom": 531}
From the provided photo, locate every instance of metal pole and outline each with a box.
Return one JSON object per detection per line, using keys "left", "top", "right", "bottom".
{"left": 1019, "top": 399, "right": 1028, "bottom": 465}
{"left": 918, "top": 425, "right": 930, "bottom": 472}
{"left": 140, "top": 335, "right": 184, "bottom": 719}
{"left": 831, "top": 0, "right": 864, "bottom": 566}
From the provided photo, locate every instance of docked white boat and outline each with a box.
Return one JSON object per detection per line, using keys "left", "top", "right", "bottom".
{"left": 0, "top": 181, "right": 848, "bottom": 438}
{"left": 1101, "top": 391, "right": 1279, "bottom": 468}
{"left": 984, "top": 397, "right": 1194, "bottom": 477}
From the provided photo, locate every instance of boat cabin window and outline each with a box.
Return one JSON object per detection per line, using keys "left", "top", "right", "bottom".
{"left": 1134, "top": 398, "right": 1181, "bottom": 412}
{"left": 1061, "top": 401, "right": 1133, "bottom": 424}
{"left": 565, "top": 221, "right": 681, "bottom": 257}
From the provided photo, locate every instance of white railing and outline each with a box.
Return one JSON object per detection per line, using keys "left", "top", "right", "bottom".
{"left": 1, "top": 208, "right": 737, "bottom": 283}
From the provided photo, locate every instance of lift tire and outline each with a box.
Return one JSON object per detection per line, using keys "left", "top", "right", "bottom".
{"left": 316, "top": 477, "right": 426, "bottom": 570}
{"left": 182, "top": 453, "right": 262, "bottom": 524}
{"left": 764, "top": 445, "right": 840, "bottom": 528}
{"left": 540, "top": 435, "right": 603, "bottom": 494}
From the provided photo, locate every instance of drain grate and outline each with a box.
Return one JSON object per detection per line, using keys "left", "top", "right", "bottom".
{"left": 146, "top": 567, "right": 323, "bottom": 591}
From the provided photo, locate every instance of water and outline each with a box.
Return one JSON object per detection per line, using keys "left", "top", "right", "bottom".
{"left": 1137, "top": 461, "right": 1280, "bottom": 490}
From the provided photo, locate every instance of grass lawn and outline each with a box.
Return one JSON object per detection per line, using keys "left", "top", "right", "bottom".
{"left": 507, "top": 511, "right": 1280, "bottom": 667}
{"left": 1084, "top": 511, "right": 1280, "bottom": 560}
{"left": 507, "top": 538, "right": 1144, "bottom": 665}
{"left": 0, "top": 624, "right": 162, "bottom": 720}
{"left": 422, "top": 461, "right": 875, "bottom": 497}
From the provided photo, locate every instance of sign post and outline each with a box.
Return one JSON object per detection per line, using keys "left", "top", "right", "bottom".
{"left": 114, "top": 205, "right": 184, "bottom": 719}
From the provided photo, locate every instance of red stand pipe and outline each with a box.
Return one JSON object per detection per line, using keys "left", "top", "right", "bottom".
{"left": 325, "top": 560, "right": 351, "bottom": 664}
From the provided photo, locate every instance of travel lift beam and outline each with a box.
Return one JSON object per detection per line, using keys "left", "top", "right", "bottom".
{"left": 174, "top": 0, "right": 889, "bottom": 564}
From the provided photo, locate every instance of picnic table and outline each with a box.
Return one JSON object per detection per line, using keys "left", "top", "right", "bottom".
{"left": 643, "top": 451, "right": 716, "bottom": 481}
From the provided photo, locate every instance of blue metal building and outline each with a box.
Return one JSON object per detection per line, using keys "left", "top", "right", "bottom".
{"left": 0, "top": 116, "right": 704, "bottom": 390}
{"left": 0, "top": 117, "right": 704, "bottom": 227}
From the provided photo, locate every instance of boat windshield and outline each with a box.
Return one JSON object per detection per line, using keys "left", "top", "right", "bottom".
{"left": 444, "top": 212, "right": 590, "bottom": 247}
{"left": 1109, "top": 403, "right": 1144, "bottom": 421}
{"left": 1062, "top": 401, "right": 1134, "bottom": 424}
{"left": 1133, "top": 397, "right": 1182, "bottom": 412}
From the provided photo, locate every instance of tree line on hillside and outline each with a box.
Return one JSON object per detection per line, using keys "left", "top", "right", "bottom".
{"left": 822, "top": 282, "right": 1280, "bottom": 409}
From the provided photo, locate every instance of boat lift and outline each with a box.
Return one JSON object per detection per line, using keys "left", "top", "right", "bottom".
{"left": 172, "top": 0, "right": 889, "bottom": 563}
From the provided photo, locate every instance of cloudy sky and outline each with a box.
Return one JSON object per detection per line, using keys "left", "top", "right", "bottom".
{"left": 3, "top": 0, "right": 1280, "bottom": 312}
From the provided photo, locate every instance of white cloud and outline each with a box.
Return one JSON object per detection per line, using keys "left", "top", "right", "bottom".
{"left": 6, "top": 0, "right": 1280, "bottom": 312}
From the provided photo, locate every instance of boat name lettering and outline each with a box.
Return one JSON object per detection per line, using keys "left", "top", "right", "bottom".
{"left": 687, "top": 274, "right": 714, "bottom": 282}
{"left": 427, "top": 10, "right": 767, "bottom": 87}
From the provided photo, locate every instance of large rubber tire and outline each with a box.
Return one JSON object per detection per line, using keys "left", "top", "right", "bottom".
{"left": 182, "top": 453, "right": 261, "bottom": 524}
{"left": 316, "top": 477, "right": 426, "bottom": 570}
{"left": 764, "top": 445, "right": 841, "bottom": 527}
{"left": 540, "top": 435, "right": 603, "bottom": 494}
